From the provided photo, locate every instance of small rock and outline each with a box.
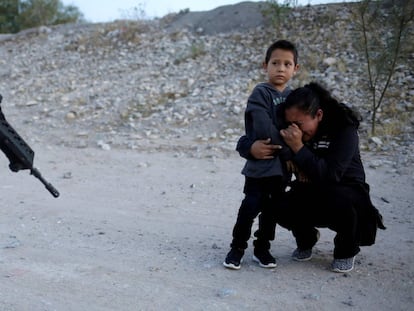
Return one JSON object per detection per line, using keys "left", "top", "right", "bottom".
{"left": 217, "top": 288, "right": 236, "bottom": 298}
{"left": 63, "top": 172, "right": 72, "bottom": 179}
{"left": 369, "top": 137, "right": 383, "bottom": 146}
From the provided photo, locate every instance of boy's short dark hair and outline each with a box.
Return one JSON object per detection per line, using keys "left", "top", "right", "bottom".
{"left": 265, "top": 40, "right": 298, "bottom": 65}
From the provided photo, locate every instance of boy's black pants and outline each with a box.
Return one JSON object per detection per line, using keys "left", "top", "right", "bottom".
{"left": 230, "top": 176, "right": 285, "bottom": 251}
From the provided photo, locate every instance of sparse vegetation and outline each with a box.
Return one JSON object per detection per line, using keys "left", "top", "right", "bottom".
{"left": 120, "top": 2, "right": 147, "bottom": 20}
{"left": 190, "top": 42, "right": 206, "bottom": 59}
{"left": 0, "top": 0, "right": 84, "bottom": 33}
{"left": 64, "top": 21, "right": 150, "bottom": 52}
{"left": 351, "top": 0, "right": 414, "bottom": 136}
{"left": 172, "top": 41, "right": 207, "bottom": 65}
{"left": 262, "top": 0, "right": 297, "bottom": 33}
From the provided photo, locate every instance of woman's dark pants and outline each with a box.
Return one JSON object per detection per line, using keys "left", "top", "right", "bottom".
{"left": 278, "top": 183, "right": 361, "bottom": 259}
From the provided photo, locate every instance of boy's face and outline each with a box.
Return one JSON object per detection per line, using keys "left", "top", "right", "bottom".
{"left": 263, "top": 48, "right": 299, "bottom": 91}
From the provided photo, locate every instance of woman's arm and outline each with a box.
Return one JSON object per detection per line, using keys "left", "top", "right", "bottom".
{"left": 286, "top": 126, "right": 359, "bottom": 183}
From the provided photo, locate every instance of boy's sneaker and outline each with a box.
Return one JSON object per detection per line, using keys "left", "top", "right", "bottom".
{"left": 223, "top": 248, "right": 244, "bottom": 270}
{"left": 253, "top": 249, "right": 277, "bottom": 268}
{"left": 331, "top": 256, "right": 355, "bottom": 273}
{"left": 292, "top": 229, "right": 320, "bottom": 261}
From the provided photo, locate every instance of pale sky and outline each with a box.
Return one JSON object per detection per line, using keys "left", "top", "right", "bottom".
{"left": 61, "top": 0, "right": 350, "bottom": 23}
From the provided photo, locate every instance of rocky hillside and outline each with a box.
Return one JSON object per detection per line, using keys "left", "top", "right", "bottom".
{"left": 0, "top": 1, "right": 412, "bottom": 167}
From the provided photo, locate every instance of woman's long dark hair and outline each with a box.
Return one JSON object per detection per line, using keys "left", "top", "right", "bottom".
{"left": 283, "top": 82, "right": 361, "bottom": 133}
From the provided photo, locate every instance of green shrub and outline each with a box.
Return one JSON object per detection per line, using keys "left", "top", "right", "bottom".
{"left": 0, "top": 0, "right": 84, "bottom": 33}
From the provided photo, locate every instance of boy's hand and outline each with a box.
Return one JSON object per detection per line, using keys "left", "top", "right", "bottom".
{"left": 250, "top": 138, "right": 282, "bottom": 159}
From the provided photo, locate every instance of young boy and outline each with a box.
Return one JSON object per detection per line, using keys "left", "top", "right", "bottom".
{"left": 223, "top": 40, "right": 299, "bottom": 270}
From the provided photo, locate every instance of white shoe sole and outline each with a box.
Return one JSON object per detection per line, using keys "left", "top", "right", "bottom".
{"left": 223, "top": 260, "right": 242, "bottom": 270}
{"left": 252, "top": 255, "right": 277, "bottom": 268}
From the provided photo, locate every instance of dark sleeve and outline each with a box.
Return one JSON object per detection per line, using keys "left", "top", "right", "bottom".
{"left": 238, "top": 87, "right": 292, "bottom": 160}
{"left": 236, "top": 135, "right": 255, "bottom": 160}
{"left": 245, "top": 86, "right": 283, "bottom": 144}
{"left": 293, "top": 126, "right": 359, "bottom": 183}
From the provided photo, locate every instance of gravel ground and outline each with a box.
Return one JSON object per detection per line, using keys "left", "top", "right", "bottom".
{"left": 0, "top": 145, "right": 412, "bottom": 310}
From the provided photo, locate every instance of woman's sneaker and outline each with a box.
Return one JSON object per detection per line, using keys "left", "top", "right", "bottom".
{"left": 331, "top": 256, "right": 355, "bottom": 273}
{"left": 223, "top": 248, "right": 244, "bottom": 270}
{"left": 292, "top": 229, "right": 320, "bottom": 261}
{"left": 292, "top": 248, "right": 313, "bottom": 261}
{"left": 252, "top": 249, "right": 277, "bottom": 268}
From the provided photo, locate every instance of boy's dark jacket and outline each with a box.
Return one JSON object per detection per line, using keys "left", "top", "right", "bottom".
{"left": 238, "top": 82, "right": 293, "bottom": 178}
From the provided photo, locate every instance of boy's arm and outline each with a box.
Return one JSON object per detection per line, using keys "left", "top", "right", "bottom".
{"left": 245, "top": 87, "right": 280, "bottom": 143}
{"left": 245, "top": 87, "right": 293, "bottom": 160}
{"left": 236, "top": 136, "right": 283, "bottom": 160}
{"left": 236, "top": 135, "right": 255, "bottom": 160}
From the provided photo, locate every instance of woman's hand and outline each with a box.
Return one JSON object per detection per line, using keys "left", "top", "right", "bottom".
{"left": 250, "top": 138, "right": 282, "bottom": 160}
{"left": 280, "top": 123, "right": 304, "bottom": 153}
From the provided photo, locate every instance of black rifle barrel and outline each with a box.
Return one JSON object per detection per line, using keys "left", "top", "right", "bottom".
{"left": 31, "top": 167, "right": 60, "bottom": 198}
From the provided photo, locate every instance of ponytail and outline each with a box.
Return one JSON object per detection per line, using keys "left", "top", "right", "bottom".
{"left": 285, "top": 82, "right": 361, "bottom": 130}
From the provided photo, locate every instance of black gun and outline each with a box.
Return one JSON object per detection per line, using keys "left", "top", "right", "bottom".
{"left": 0, "top": 94, "right": 60, "bottom": 198}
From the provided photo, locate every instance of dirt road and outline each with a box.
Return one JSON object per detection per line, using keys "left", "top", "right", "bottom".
{"left": 0, "top": 147, "right": 413, "bottom": 310}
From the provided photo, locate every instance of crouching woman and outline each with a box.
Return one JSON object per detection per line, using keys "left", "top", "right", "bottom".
{"left": 276, "top": 82, "right": 386, "bottom": 272}
{"left": 240, "top": 82, "right": 386, "bottom": 272}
